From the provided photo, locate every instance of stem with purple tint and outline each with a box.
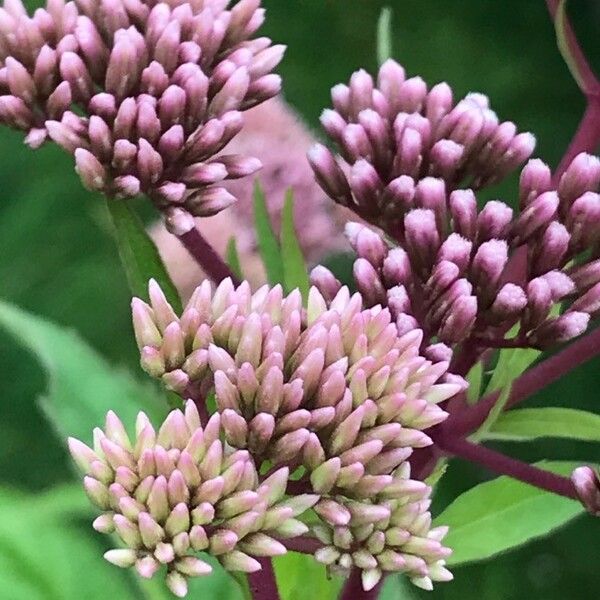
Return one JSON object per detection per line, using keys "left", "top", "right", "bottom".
{"left": 247, "top": 558, "right": 281, "bottom": 600}
{"left": 437, "top": 434, "right": 578, "bottom": 500}
{"left": 339, "top": 567, "right": 382, "bottom": 600}
{"left": 545, "top": 0, "right": 600, "bottom": 183}
{"left": 444, "top": 325, "right": 600, "bottom": 438}
{"left": 176, "top": 226, "right": 240, "bottom": 285}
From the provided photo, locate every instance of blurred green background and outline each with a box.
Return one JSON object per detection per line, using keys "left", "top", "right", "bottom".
{"left": 1, "top": 0, "right": 599, "bottom": 598}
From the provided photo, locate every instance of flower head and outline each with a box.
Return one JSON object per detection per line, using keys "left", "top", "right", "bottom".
{"left": 129, "top": 277, "right": 459, "bottom": 590}
{"left": 313, "top": 463, "right": 451, "bottom": 591}
{"left": 308, "top": 59, "right": 535, "bottom": 229}
{"left": 571, "top": 465, "right": 600, "bottom": 516}
{"left": 68, "top": 403, "right": 317, "bottom": 597}
{"left": 311, "top": 154, "right": 600, "bottom": 351}
{"left": 0, "top": 0, "right": 284, "bottom": 231}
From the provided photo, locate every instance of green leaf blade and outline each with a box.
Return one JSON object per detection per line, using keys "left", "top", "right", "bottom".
{"left": 253, "top": 182, "right": 284, "bottom": 285}
{"left": 226, "top": 236, "right": 243, "bottom": 281}
{"left": 485, "top": 407, "right": 600, "bottom": 442}
{"left": 435, "top": 461, "right": 584, "bottom": 566}
{"left": 377, "top": 7, "right": 393, "bottom": 66}
{"left": 0, "top": 300, "right": 168, "bottom": 445}
{"left": 281, "top": 190, "right": 310, "bottom": 301}
{"left": 106, "top": 199, "right": 181, "bottom": 312}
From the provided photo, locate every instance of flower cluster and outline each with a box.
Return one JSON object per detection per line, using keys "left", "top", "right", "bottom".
{"left": 308, "top": 59, "right": 535, "bottom": 228}
{"left": 68, "top": 403, "right": 318, "bottom": 597}
{"left": 314, "top": 463, "right": 452, "bottom": 591}
{"left": 571, "top": 466, "right": 600, "bottom": 516}
{"left": 0, "top": 0, "right": 283, "bottom": 232}
{"left": 128, "top": 277, "right": 457, "bottom": 589}
{"left": 307, "top": 61, "right": 600, "bottom": 351}
{"left": 312, "top": 156, "right": 600, "bottom": 352}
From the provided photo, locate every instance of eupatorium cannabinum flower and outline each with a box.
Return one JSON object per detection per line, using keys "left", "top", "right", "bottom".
{"left": 0, "top": 0, "right": 283, "bottom": 232}
{"left": 311, "top": 153, "right": 600, "bottom": 350}
{"left": 69, "top": 403, "right": 318, "bottom": 597}
{"left": 308, "top": 59, "right": 535, "bottom": 229}
{"left": 571, "top": 466, "right": 600, "bottom": 516}
{"left": 313, "top": 463, "right": 451, "bottom": 591}
{"left": 130, "top": 277, "right": 458, "bottom": 589}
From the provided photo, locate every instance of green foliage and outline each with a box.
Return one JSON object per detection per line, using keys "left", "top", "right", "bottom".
{"left": 0, "top": 484, "right": 133, "bottom": 600}
{"left": 465, "top": 361, "right": 484, "bottom": 405}
{"left": 253, "top": 182, "right": 284, "bottom": 285}
{"left": 475, "top": 345, "right": 541, "bottom": 439}
{"left": 435, "top": 461, "right": 584, "bottom": 566}
{"left": 377, "top": 7, "right": 393, "bottom": 66}
{"left": 274, "top": 553, "right": 342, "bottom": 600}
{"left": 485, "top": 408, "right": 600, "bottom": 442}
{"left": 280, "top": 191, "right": 310, "bottom": 301}
{"left": 0, "top": 300, "right": 168, "bottom": 445}
{"left": 106, "top": 199, "right": 182, "bottom": 312}
{"left": 226, "top": 237, "right": 243, "bottom": 280}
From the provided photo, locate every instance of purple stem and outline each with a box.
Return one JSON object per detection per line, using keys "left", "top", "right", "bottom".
{"left": 545, "top": 0, "right": 600, "bottom": 96}
{"left": 437, "top": 434, "right": 578, "bottom": 500}
{"left": 247, "top": 558, "right": 281, "bottom": 600}
{"left": 177, "top": 226, "right": 240, "bottom": 285}
{"left": 283, "top": 536, "right": 323, "bottom": 554}
{"left": 339, "top": 568, "right": 382, "bottom": 600}
{"left": 443, "top": 325, "right": 600, "bottom": 437}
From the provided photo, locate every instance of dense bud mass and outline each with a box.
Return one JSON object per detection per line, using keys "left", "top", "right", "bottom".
{"left": 311, "top": 152, "right": 600, "bottom": 352}
{"left": 308, "top": 59, "right": 535, "bottom": 229}
{"left": 0, "top": 0, "right": 283, "bottom": 231}
{"left": 128, "top": 277, "right": 458, "bottom": 589}
{"left": 69, "top": 403, "right": 317, "bottom": 597}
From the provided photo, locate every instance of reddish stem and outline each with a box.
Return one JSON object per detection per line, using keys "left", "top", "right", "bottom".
{"left": 283, "top": 536, "right": 323, "bottom": 554}
{"left": 177, "top": 226, "right": 239, "bottom": 285}
{"left": 247, "top": 558, "right": 281, "bottom": 600}
{"left": 443, "top": 325, "right": 600, "bottom": 437}
{"left": 437, "top": 434, "right": 578, "bottom": 500}
{"left": 545, "top": 0, "right": 600, "bottom": 96}
{"left": 339, "top": 568, "right": 382, "bottom": 600}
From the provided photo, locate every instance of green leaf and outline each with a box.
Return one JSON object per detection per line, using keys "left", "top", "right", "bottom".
{"left": 435, "top": 461, "right": 584, "bottom": 566}
{"left": 106, "top": 198, "right": 182, "bottom": 312}
{"left": 465, "top": 361, "right": 484, "bottom": 405}
{"left": 274, "top": 553, "right": 342, "bottom": 600}
{"left": 377, "top": 7, "right": 393, "bottom": 66}
{"left": 0, "top": 484, "right": 132, "bottom": 600}
{"left": 253, "top": 181, "right": 284, "bottom": 285}
{"left": 485, "top": 407, "right": 600, "bottom": 442}
{"left": 226, "top": 237, "right": 243, "bottom": 281}
{"left": 280, "top": 190, "right": 310, "bottom": 301}
{"left": 484, "top": 345, "right": 540, "bottom": 396}
{"left": 0, "top": 300, "right": 168, "bottom": 445}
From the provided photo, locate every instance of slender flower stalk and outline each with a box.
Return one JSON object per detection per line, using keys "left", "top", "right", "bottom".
{"left": 437, "top": 435, "right": 578, "bottom": 501}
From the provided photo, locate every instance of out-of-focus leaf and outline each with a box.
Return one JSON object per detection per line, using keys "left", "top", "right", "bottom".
{"left": 281, "top": 190, "right": 310, "bottom": 301}
{"left": 226, "top": 237, "right": 243, "bottom": 280}
{"left": 435, "top": 461, "right": 584, "bottom": 566}
{"left": 0, "top": 484, "right": 133, "bottom": 600}
{"left": 253, "top": 182, "right": 284, "bottom": 285}
{"left": 485, "top": 408, "right": 600, "bottom": 442}
{"left": 106, "top": 199, "right": 182, "bottom": 312}
{"left": 274, "top": 553, "right": 342, "bottom": 600}
{"left": 377, "top": 7, "right": 393, "bottom": 66}
{"left": 0, "top": 300, "right": 168, "bottom": 445}
{"left": 379, "top": 574, "right": 419, "bottom": 600}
